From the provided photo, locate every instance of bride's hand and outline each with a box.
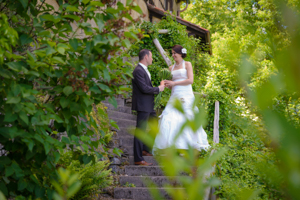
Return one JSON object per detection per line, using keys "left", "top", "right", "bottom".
{"left": 164, "top": 80, "right": 175, "bottom": 87}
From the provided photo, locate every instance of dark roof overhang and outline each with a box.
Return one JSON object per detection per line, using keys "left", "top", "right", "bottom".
{"left": 147, "top": 3, "right": 212, "bottom": 55}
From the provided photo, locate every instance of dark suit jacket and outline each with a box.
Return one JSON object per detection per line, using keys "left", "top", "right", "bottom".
{"left": 132, "top": 64, "right": 159, "bottom": 112}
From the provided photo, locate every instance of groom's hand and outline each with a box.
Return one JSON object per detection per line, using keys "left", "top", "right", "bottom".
{"left": 158, "top": 85, "right": 165, "bottom": 92}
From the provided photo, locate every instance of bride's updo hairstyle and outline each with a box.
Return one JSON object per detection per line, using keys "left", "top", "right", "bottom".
{"left": 172, "top": 45, "right": 187, "bottom": 58}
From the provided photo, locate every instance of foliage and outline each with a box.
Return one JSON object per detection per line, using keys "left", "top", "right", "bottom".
{"left": 182, "top": 0, "right": 300, "bottom": 198}
{"left": 130, "top": 15, "right": 205, "bottom": 111}
{"left": 58, "top": 151, "right": 113, "bottom": 200}
{"left": 51, "top": 168, "right": 81, "bottom": 200}
{"left": 134, "top": 99, "right": 226, "bottom": 200}
{"left": 0, "top": 0, "right": 141, "bottom": 199}
{"left": 154, "top": 68, "right": 172, "bottom": 106}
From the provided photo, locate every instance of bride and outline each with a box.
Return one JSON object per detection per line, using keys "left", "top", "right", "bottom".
{"left": 153, "top": 45, "right": 210, "bottom": 153}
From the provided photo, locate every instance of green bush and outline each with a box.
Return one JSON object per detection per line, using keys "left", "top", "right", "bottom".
{"left": 130, "top": 15, "right": 205, "bottom": 111}
{"left": 0, "top": 0, "right": 141, "bottom": 198}
{"left": 58, "top": 151, "right": 112, "bottom": 200}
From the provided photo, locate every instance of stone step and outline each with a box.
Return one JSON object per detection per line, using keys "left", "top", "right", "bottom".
{"left": 104, "top": 103, "right": 132, "bottom": 114}
{"left": 114, "top": 187, "right": 183, "bottom": 199}
{"left": 129, "top": 156, "right": 158, "bottom": 165}
{"left": 103, "top": 97, "right": 125, "bottom": 106}
{"left": 110, "top": 117, "right": 136, "bottom": 129}
{"left": 108, "top": 110, "right": 137, "bottom": 121}
{"left": 119, "top": 136, "right": 134, "bottom": 147}
{"left": 125, "top": 166, "right": 163, "bottom": 176}
{"left": 119, "top": 176, "right": 182, "bottom": 187}
{"left": 117, "top": 128, "right": 135, "bottom": 137}
{"left": 121, "top": 146, "right": 133, "bottom": 156}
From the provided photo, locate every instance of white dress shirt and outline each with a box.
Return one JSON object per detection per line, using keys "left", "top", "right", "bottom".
{"left": 139, "top": 63, "right": 151, "bottom": 80}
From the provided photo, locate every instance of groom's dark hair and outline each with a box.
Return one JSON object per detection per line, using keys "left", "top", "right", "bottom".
{"left": 139, "top": 49, "right": 151, "bottom": 61}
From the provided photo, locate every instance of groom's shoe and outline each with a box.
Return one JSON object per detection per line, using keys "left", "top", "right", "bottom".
{"left": 142, "top": 151, "right": 153, "bottom": 156}
{"left": 134, "top": 160, "right": 153, "bottom": 166}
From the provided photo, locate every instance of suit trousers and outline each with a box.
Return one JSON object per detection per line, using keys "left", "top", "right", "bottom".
{"left": 134, "top": 111, "right": 156, "bottom": 162}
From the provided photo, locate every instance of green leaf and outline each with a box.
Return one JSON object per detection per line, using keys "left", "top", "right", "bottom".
{"left": 62, "top": 15, "right": 80, "bottom": 22}
{"left": 126, "top": 0, "right": 133, "bottom": 6}
{"left": 113, "top": 148, "right": 123, "bottom": 157}
{"left": 27, "top": 50, "right": 37, "bottom": 62}
{"left": 6, "top": 62, "right": 23, "bottom": 72}
{"left": 61, "top": 136, "right": 70, "bottom": 144}
{"left": 6, "top": 97, "right": 21, "bottom": 104}
{"left": 0, "top": 181, "right": 8, "bottom": 196}
{"left": 4, "top": 112, "right": 18, "bottom": 122}
{"left": 103, "top": 68, "right": 110, "bottom": 82}
{"left": 63, "top": 86, "right": 73, "bottom": 96}
{"left": 95, "top": 14, "right": 105, "bottom": 32}
{"left": 54, "top": 151, "right": 60, "bottom": 163}
{"left": 122, "top": 39, "right": 131, "bottom": 48}
{"left": 8, "top": 127, "right": 23, "bottom": 138}
{"left": 80, "top": 135, "right": 90, "bottom": 142}
{"left": 83, "top": 54, "right": 95, "bottom": 68}
{"left": 46, "top": 47, "right": 56, "bottom": 55}
{"left": 41, "top": 14, "right": 61, "bottom": 23}
{"left": 0, "top": 68, "right": 12, "bottom": 78}
{"left": 90, "top": 1, "right": 104, "bottom": 6}
{"left": 0, "top": 157, "right": 11, "bottom": 165}
{"left": 124, "top": 31, "right": 139, "bottom": 40}
{"left": 19, "top": 111, "right": 29, "bottom": 125}
{"left": 70, "top": 102, "right": 81, "bottom": 112}
{"left": 110, "top": 119, "right": 119, "bottom": 130}
{"left": 26, "top": 71, "right": 40, "bottom": 77}
{"left": 89, "top": 86, "right": 101, "bottom": 94}
{"left": 94, "top": 34, "right": 108, "bottom": 46}
{"left": 98, "top": 83, "right": 111, "bottom": 92}
{"left": 35, "top": 185, "right": 45, "bottom": 198}
{"left": 66, "top": 181, "right": 81, "bottom": 198}
{"left": 66, "top": 5, "right": 79, "bottom": 12}
{"left": 53, "top": 56, "right": 65, "bottom": 64}
{"left": 51, "top": 114, "right": 64, "bottom": 123}
{"left": 81, "top": 0, "right": 90, "bottom": 4}
{"left": 23, "top": 138, "right": 35, "bottom": 151}
{"left": 5, "top": 165, "right": 14, "bottom": 177}
{"left": 20, "top": 34, "right": 33, "bottom": 46}
{"left": 82, "top": 154, "right": 92, "bottom": 164}
{"left": 18, "top": 179, "right": 27, "bottom": 191}
{"left": 60, "top": 97, "right": 70, "bottom": 108}
{"left": 18, "top": 0, "right": 28, "bottom": 8}
{"left": 44, "top": 142, "right": 51, "bottom": 154}
{"left": 83, "top": 97, "right": 93, "bottom": 107}
{"left": 69, "top": 38, "right": 78, "bottom": 50}
{"left": 57, "top": 47, "right": 65, "bottom": 55}
{"left": 132, "top": 6, "right": 143, "bottom": 14}
{"left": 108, "top": 96, "right": 117, "bottom": 108}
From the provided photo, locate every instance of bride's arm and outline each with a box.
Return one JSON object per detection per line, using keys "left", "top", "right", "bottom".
{"left": 165, "top": 62, "right": 194, "bottom": 87}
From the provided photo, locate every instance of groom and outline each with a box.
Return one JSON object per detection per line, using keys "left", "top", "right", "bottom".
{"left": 132, "top": 49, "right": 165, "bottom": 166}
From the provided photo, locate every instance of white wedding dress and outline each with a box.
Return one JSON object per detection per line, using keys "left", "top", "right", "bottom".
{"left": 153, "top": 61, "right": 210, "bottom": 153}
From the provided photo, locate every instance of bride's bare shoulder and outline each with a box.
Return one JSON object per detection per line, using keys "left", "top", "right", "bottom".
{"left": 168, "top": 65, "right": 173, "bottom": 71}
{"left": 185, "top": 61, "right": 193, "bottom": 68}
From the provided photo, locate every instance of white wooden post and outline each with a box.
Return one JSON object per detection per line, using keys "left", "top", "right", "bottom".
{"left": 153, "top": 38, "right": 172, "bottom": 66}
{"left": 213, "top": 101, "right": 219, "bottom": 144}
{"left": 204, "top": 101, "right": 220, "bottom": 200}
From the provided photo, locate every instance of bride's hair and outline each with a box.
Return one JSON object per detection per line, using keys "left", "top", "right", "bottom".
{"left": 172, "top": 45, "right": 187, "bottom": 58}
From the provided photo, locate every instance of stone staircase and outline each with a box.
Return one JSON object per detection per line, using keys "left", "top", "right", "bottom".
{"left": 103, "top": 97, "right": 184, "bottom": 200}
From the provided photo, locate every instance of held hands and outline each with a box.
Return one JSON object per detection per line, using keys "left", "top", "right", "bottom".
{"left": 159, "top": 80, "right": 165, "bottom": 92}
{"left": 159, "top": 80, "right": 174, "bottom": 91}
{"left": 158, "top": 84, "right": 165, "bottom": 92}
{"left": 164, "top": 80, "right": 175, "bottom": 88}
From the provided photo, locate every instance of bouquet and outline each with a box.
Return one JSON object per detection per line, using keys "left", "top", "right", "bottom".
{"left": 155, "top": 68, "right": 172, "bottom": 106}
